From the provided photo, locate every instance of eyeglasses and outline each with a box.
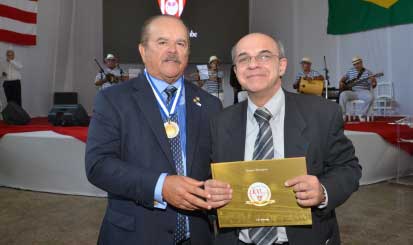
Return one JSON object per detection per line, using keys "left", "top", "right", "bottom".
{"left": 235, "top": 53, "right": 279, "bottom": 67}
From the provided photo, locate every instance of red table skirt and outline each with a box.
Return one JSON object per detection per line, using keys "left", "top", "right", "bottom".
{"left": 0, "top": 117, "right": 88, "bottom": 143}
{"left": 2, "top": 117, "right": 413, "bottom": 155}
{"left": 345, "top": 121, "right": 413, "bottom": 155}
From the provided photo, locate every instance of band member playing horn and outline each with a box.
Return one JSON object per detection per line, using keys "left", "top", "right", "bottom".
{"left": 293, "top": 57, "right": 324, "bottom": 92}
{"left": 94, "top": 54, "right": 128, "bottom": 90}
{"left": 339, "top": 56, "right": 377, "bottom": 115}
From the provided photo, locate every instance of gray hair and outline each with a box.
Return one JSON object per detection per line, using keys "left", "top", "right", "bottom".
{"left": 140, "top": 15, "right": 190, "bottom": 47}
{"left": 231, "top": 35, "right": 286, "bottom": 64}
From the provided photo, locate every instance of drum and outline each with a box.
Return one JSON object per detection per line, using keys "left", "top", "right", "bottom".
{"left": 298, "top": 79, "right": 324, "bottom": 96}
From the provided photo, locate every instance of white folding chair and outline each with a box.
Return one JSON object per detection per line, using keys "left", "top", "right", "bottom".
{"left": 347, "top": 100, "right": 365, "bottom": 121}
{"left": 373, "top": 82, "right": 393, "bottom": 116}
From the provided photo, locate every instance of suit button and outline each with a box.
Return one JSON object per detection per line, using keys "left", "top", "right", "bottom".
{"left": 167, "top": 229, "right": 174, "bottom": 234}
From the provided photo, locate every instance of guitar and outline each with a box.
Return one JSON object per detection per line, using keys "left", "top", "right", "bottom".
{"left": 340, "top": 72, "right": 384, "bottom": 91}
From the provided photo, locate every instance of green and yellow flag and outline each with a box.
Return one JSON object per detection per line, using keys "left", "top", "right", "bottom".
{"left": 327, "top": 0, "right": 413, "bottom": 34}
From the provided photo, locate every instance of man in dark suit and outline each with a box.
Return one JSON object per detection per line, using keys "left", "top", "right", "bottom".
{"left": 208, "top": 33, "right": 361, "bottom": 245}
{"left": 85, "top": 15, "right": 227, "bottom": 245}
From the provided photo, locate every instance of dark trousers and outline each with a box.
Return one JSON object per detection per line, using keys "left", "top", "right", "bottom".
{"left": 3, "top": 80, "right": 21, "bottom": 106}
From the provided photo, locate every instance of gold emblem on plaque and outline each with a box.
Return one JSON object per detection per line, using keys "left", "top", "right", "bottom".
{"left": 246, "top": 182, "right": 275, "bottom": 207}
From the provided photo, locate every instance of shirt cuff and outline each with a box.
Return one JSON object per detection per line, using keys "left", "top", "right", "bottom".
{"left": 317, "top": 184, "right": 329, "bottom": 209}
{"left": 154, "top": 173, "right": 168, "bottom": 209}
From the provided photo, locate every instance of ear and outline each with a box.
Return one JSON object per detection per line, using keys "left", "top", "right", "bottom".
{"left": 278, "top": 58, "right": 288, "bottom": 77}
{"left": 233, "top": 65, "right": 238, "bottom": 76}
{"left": 138, "top": 44, "right": 146, "bottom": 63}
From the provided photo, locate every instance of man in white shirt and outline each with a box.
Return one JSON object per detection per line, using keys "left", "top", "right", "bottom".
{"left": 94, "top": 54, "right": 128, "bottom": 90}
{"left": 1, "top": 50, "right": 23, "bottom": 106}
{"left": 209, "top": 33, "right": 361, "bottom": 245}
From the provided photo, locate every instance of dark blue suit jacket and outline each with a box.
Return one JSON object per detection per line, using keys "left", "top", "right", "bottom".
{"left": 86, "top": 74, "right": 221, "bottom": 244}
{"left": 210, "top": 92, "right": 361, "bottom": 245}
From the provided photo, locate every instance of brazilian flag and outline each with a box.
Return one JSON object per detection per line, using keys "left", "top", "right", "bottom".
{"left": 327, "top": 0, "right": 413, "bottom": 34}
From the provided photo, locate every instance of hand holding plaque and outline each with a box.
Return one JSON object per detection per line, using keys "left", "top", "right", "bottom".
{"left": 204, "top": 179, "right": 233, "bottom": 208}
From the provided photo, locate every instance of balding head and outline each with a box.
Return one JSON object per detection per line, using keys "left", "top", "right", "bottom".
{"left": 231, "top": 33, "right": 285, "bottom": 64}
{"left": 231, "top": 33, "right": 288, "bottom": 106}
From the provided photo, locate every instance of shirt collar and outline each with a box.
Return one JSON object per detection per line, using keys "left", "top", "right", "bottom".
{"left": 145, "top": 69, "right": 183, "bottom": 94}
{"left": 247, "top": 88, "right": 285, "bottom": 123}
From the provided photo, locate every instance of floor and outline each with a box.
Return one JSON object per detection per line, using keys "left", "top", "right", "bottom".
{"left": 0, "top": 179, "right": 412, "bottom": 245}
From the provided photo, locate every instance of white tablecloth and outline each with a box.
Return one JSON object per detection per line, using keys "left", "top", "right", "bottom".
{"left": 0, "top": 131, "right": 106, "bottom": 196}
{"left": 345, "top": 130, "right": 413, "bottom": 185}
{"left": 0, "top": 129, "right": 411, "bottom": 196}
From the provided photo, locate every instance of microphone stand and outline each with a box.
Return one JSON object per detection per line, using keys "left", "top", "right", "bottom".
{"left": 323, "top": 56, "right": 330, "bottom": 99}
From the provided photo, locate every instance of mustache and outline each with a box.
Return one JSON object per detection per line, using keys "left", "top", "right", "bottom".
{"left": 163, "top": 55, "right": 181, "bottom": 64}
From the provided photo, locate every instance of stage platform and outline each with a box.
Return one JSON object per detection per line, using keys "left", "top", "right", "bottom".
{"left": 0, "top": 118, "right": 412, "bottom": 196}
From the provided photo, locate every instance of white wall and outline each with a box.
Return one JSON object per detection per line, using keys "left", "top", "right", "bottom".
{"left": 0, "top": 0, "right": 103, "bottom": 116}
{"left": 250, "top": 0, "right": 413, "bottom": 115}
{"left": 2, "top": 0, "right": 411, "bottom": 115}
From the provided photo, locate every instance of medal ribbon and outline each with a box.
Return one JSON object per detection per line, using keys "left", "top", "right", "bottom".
{"left": 145, "top": 69, "right": 183, "bottom": 120}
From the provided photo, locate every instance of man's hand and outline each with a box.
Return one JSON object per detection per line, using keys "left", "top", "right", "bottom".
{"left": 285, "top": 175, "right": 325, "bottom": 207}
{"left": 162, "top": 175, "right": 212, "bottom": 211}
{"left": 204, "top": 179, "right": 232, "bottom": 208}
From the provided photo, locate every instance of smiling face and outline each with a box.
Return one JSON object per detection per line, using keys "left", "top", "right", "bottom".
{"left": 139, "top": 16, "right": 189, "bottom": 84}
{"left": 233, "top": 33, "right": 287, "bottom": 101}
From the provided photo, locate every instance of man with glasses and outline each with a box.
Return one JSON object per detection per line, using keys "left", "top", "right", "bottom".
{"left": 209, "top": 33, "right": 361, "bottom": 245}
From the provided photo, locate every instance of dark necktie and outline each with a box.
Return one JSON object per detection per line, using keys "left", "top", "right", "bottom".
{"left": 164, "top": 86, "right": 187, "bottom": 243}
{"left": 248, "top": 108, "right": 278, "bottom": 245}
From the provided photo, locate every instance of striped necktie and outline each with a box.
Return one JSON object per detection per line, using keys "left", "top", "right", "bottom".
{"left": 248, "top": 108, "right": 279, "bottom": 245}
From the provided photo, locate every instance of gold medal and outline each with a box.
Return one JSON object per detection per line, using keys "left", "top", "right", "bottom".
{"left": 164, "top": 121, "right": 179, "bottom": 139}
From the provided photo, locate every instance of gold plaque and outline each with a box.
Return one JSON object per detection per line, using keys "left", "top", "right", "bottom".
{"left": 211, "top": 157, "right": 312, "bottom": 228}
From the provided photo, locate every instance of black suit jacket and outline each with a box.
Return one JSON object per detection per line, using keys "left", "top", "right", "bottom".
{"left": 85, "top": 75, "right": 221, "bottom": 244}
{"left": 210, "top": 91, "right": 361, "bottom": 245}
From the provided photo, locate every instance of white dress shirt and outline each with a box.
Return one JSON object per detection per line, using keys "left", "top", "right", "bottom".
{"left": 1, "top": 60, "right": 23, "bottom": 81}
{"left": 239, "top": 89, "right": 328, "bottom": 244}
{"left": 239, "top": 88, "right": 288, "bottom": 244}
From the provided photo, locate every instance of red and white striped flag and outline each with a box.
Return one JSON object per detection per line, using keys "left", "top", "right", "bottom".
{"left": 0, "top": 0, "right": 38, "bottom": 46}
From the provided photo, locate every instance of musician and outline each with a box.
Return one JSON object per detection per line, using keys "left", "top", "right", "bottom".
{"left": 293, "top": 57, "right": 324, "bottom": 91}
{"left": 339, "top": 56, "right": 377, "bottom": 115}
{"left": 197, "top": 55, "right": 224, "bottom": 102}
{"left": 1, "top": 49, "right": 23, "bottom": 106}
{"left": 94, "top": 54, "right": 128, "bottom": 90}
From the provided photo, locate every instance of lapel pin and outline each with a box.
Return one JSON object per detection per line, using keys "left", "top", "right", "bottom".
{"left": 193, "top": 97, "right": 202, "bottom": 107}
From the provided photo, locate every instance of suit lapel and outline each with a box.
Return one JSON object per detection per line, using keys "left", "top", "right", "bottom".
{"left": 185, "top": 82, "right": 201, "bottom": 175}
{"left": 226, "top": 101, "right": 248, "bottom": 161}
{"left": 283, "top": 91, "right": 309, "bottom": 158}
{"left": 131, "top": 75, "right": 175, "bottom": 170}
